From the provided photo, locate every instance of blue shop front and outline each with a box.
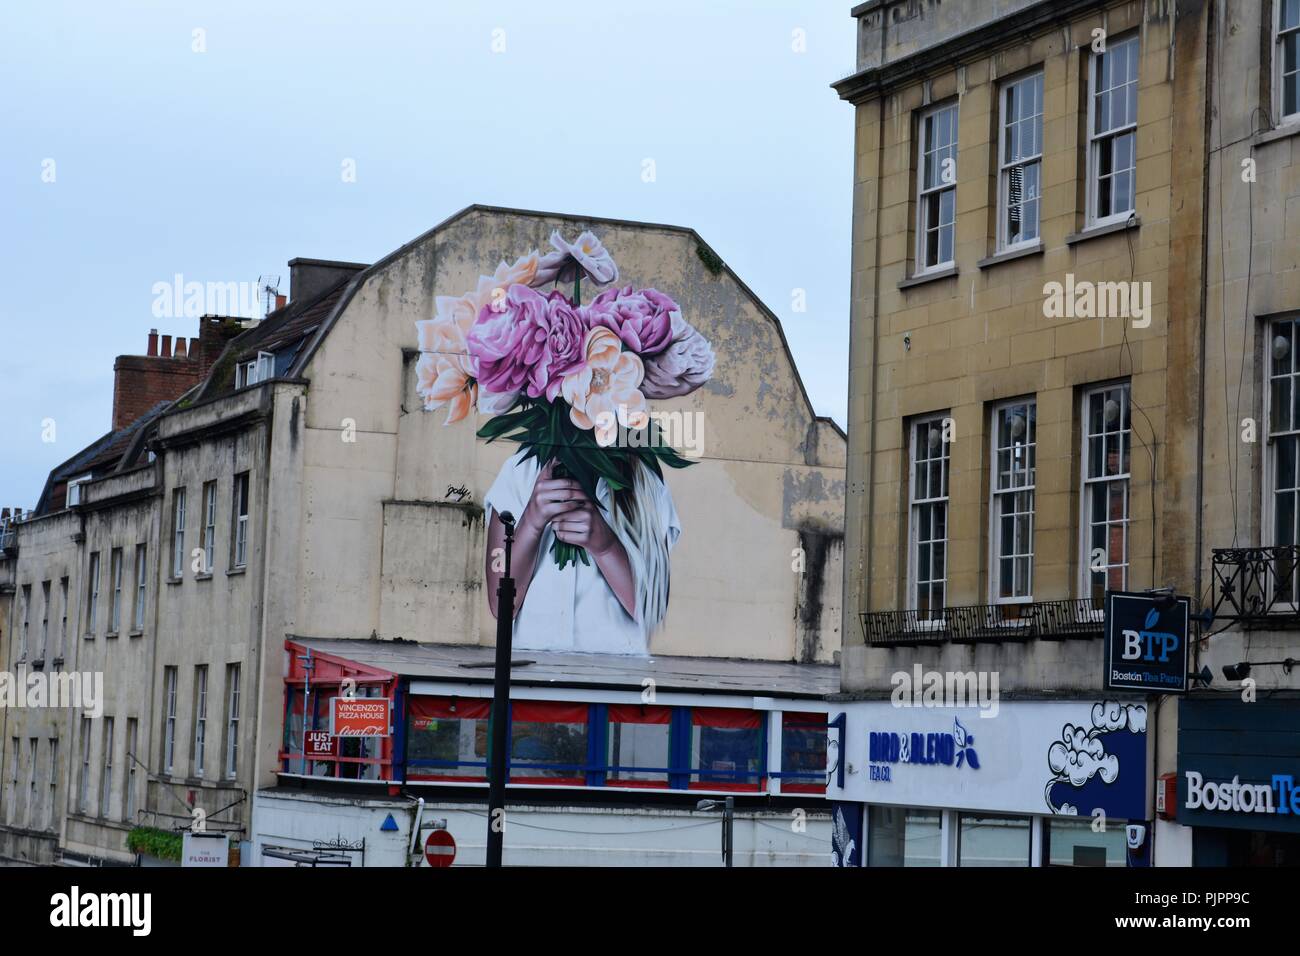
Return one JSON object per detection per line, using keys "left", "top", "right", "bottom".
{"left": 1174, "top": 696, "right": 1300, "bottom": 866}
{"left": 827, "top": 698, "right": 1152, "bottom": 867}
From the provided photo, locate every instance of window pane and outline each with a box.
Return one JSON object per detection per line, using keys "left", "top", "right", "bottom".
{"left": 780, "top": 713, "right": 826, "bottom": 792}
{"left": 868, "top": 806, "right": 942, "bottom": 866}
{"left": 607, "top": 718, "right": 671, "bottom": 785}
{"left": 1285, "top": 0, "right": 1300, "bottom": 31}
{"left": 510, "top": 718, "right": 588, "bottom": 782}
{"left": 1046, "top": 817, "right": 1127, "bottom": 866}
{"left": 958, "top": 813, "right": 1031, "bottom": 866}
{"left": 691, "top": 725, "right": 762, "bottom": 788}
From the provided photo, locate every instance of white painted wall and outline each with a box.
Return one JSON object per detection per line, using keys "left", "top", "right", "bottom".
{"left": 252, "top": 789, "right": 830, "bottom": 867}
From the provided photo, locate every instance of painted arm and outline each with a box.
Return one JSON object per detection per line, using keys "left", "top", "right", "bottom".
{"left": 486, "top": 460, "right": 636, "bottom": 620}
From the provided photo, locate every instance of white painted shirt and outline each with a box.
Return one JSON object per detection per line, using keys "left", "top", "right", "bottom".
{"left": 484, "top": 449, "right": 681, "bottom": 656}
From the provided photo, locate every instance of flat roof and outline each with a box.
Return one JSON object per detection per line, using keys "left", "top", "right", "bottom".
{"left": 289, "top": 637, "right": 838, "bottom": 700}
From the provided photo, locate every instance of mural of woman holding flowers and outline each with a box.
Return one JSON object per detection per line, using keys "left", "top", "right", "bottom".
{"left": 415, "top": 230, "right": 715, "bottom": 655}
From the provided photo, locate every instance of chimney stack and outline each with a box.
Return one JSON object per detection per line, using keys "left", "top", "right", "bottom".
{"left": 287, "top": 258, "right": 368, "bottom": 304}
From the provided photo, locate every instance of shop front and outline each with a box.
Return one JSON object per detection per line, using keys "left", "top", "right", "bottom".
{"left": 1174, "top": 696, "right": 1300, "bottom": 866}
{"left": 827, "top": 698, "right": 1151, "bottom": 867}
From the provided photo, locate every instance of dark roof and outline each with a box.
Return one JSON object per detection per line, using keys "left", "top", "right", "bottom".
{"left": 289, "top": 637, "right": 839, "bottom": 699}
{"left": 34, "top": 401, "right": 170, "bottom": 515}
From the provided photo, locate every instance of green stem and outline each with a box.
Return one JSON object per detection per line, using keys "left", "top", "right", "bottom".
{"left": 574, "top": 272, "right": 581, "bottom": 306}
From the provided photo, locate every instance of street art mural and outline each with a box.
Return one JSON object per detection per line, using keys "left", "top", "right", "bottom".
{"left": 414, "top": 231, "right": 716, "bottom": 656}
{"left": 1044, "top": 700, "right": 1147, "bottom": 816}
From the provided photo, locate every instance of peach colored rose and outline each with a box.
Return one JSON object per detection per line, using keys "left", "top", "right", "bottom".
{"left": 416, "top": 351, "right": 478, "bottom": 424}
{"left": 561, "top": 327, "right": 648, "bottom": 446}
{"left": 415, "top": 298, "right": 479, "bottom": 422}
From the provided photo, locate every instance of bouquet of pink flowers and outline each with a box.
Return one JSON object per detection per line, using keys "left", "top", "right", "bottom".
{"left": 415, "top": 230, "right": 715, "bottom": 568}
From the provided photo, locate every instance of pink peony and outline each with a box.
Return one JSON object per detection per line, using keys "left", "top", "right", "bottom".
{"left": 641, "top": 313, "right": 716, "bottom": 399}
{"left": 543, "top": 292, "right": 588, "bottom": 402}
{"left": 588, "top": 285, "right": 677, "bottom": 356}
{"left": 467, "top": 284, "right": 554, "bottom": 400}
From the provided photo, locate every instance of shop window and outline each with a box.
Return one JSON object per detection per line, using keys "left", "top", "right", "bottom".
{"left": 867, "top": 806, "right": 942, "bottom": 866}
{"left": 407, "top": 696, "right": 490, "bottom": 782}
{"left": 1044, "top": 816, "right": 1126, "bottom": 866}
{"left": 606, "top": 704, "right": 672, "bottom": 787}
{"left": 957, "top": 813, "right": 1031, "bottom": 866}
{"left": 509, "top": 701, "right": 589, "bottom": 785}
{"left": 690, "top": 707, "right": 763, "bottom": 791}
{"left": 779, "top": 712, "right": 827, "bottom": 794}
{"left": 282, "top": 685, "right": 390, "bottom": 780}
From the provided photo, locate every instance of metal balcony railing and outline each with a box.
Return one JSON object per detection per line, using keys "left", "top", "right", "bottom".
{"left": 860, "top": 598, "right": 1104, "bottom": 646}
{"left": 1211, "top": 547, "right": 1300, "bottom": 628}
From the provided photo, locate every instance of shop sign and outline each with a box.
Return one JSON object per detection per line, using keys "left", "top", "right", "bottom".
{"left": 1183, "top": 771, "right": 1300, "bottom": 817}
{"left": 305, "top": 730, "right": 334, "bottom": 757}
{"left": 1104, "top": 591, "right": 1190, "bottom": 693}
{"left": 867, "top": 719, "right": 980, "bottom": 782}
{"left": 330, "top": 697, "right": 390, "bottom": 737}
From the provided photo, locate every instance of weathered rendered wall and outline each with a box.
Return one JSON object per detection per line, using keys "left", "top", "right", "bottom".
{"left": 291, "top": 208, "right": 846, "bottom": 664}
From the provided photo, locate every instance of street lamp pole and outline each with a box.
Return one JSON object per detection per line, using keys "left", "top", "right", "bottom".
{"left": 722, "top": 796, "right": 734, "bottom": 868}
{"left": 485, "top": 512, "right": 516, "bottom": 868}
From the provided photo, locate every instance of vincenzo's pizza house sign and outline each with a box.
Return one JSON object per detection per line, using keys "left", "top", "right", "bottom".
{"left": 829, "top": 699, "right": 1149, "bottom": 821}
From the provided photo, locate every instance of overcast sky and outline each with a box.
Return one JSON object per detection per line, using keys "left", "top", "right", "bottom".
{"left": 0, "top": 1, "right": 855, "bottom": 507}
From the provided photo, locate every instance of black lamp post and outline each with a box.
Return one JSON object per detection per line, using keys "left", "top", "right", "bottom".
{"left": 696, "top": 797, "right": 735, "bottom": 867}
{"left": 485, "top": 512, "right": 516, "bottom": 868}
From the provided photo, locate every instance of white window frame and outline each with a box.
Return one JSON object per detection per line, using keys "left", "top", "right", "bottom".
{"left": 1277, "top": 0, "right": 1300, "bottom": 124}
{"left": 65, "top": 474, "right": 92, "bottom": 508}
{"left": 163, "top": 667, "right": 177, "bottom": 775}
{"left": 19, "top": 584, "right": 30, "bottom": 659}
{"left": 233, "top": 472, "right": 250, "bottom": 569}
{"left": 225, "top": 664, "right": 241, "bottom": 779}
{"left": 108, "top": 548, "right": 122, "bottom": 633}
{"left": 39, "top": 581, "right": 50, "bottom": 659}
{"left": 907, "top": 414, "right": 951, "bottom": 624}
{"left": 1265, "top": 317, "right": 1300, "bottom": 608}
{"left": 133, "top": 544, "right": 147, "bottom": 631}
{"left": 77, "top": 718, "right": 91, "bottom": 815}
{"left": 85, "top": 553, "right": 100, "bottom": 637}
{"left": 915, "top": 102, "right": 959, "bottom": 273}
{"left": 125, "top": 719, "right": 138, "bottom": 821}
{"left": 171, "top": 487, "right": 186, "bottom": 579}
{"left": 26, "top": 738, "right": 37, "bottom": 827}
{"left": 47, "top": 738, "right": 58, "bottom": 830}
{"left": 201, "top": 481, "right": 217, "bottom": 574}
{"left": 194, "top": 665, "right": 208, "bottom": 778}
{"left": 997, "top": 71, "right": 1044, "bottom": 252}
{"left": 57, "top": 577, "right": 68, "bottom": 660}
{"left": 1086, "top": 33, "right": 1139, "bottom": 228}
{"left": 100, "top": 717, "right": 114, "bottom": 818}
{"left": 1079, "top": 382, "right": 1132, "bottom": 602}
{"left": 236, "top": 350, "right": 275, "bottom": 388}
{"left": 989, "top": 399, "right": 1037, "bottom": 604}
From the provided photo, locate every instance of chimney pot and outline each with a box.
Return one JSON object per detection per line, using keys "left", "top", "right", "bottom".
{"left": 161, "top": 335, "right": 172, "bottom": 358}
{"left": 275, "top": 294, "right": 287, "bottom": 311}
{"left": 190, "top": 337, "right": 200, "bottom": 356}
{"left": 147, "top": 329, "right": 159, "bottom": 357}
{"left": 174, "top": 337, "right": 187, "bottom": 359}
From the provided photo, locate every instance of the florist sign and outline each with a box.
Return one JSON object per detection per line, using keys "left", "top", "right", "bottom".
{"left": 867, "top": 719, "right": 981, "bottom": 782}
